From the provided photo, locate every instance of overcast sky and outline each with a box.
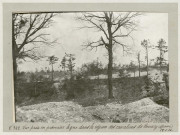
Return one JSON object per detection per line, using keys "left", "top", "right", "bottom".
{"left": 18, "top": 12, "right": 168, "bottom": 72}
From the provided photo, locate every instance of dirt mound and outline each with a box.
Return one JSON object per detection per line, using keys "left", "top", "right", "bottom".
{"left": 16, "top": 101, "right": 94, "bottom": 123}
{"left": 16, "top": 98, "right": 169, "bottom": 123}
{"left": 85, "top": 98, "right": 169, "bottom": 123}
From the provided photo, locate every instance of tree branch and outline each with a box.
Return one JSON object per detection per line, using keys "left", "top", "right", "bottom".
{"left": 78, "top": 13, "right": 109, "bottom": 40}
{"left": 18, "top": 13, "right": 54, "bottom": 52}
{"left": 83, "top": 38, "right": 105, "bottom": 51}
{"left": 112, "top": 39, "right": 131, "bottom": 55}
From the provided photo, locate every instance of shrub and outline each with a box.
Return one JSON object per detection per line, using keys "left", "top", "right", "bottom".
{"left": 15, "top": 81, "right": 55, "bottom": 105}
{"left": 119, "top": 69, "right": 130, "bottom": 78}
{"left": 141, "top": 74, "right": 169, "bottom": 107}
{"left": 61, "top": 74, "right": 94, "bottom": 100}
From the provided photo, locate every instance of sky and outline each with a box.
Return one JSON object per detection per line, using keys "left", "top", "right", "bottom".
{"left": 18, "top": 12, "right": 168, "bottom": 72}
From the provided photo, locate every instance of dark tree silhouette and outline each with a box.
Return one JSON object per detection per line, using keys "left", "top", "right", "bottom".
{"left": 77, "top": 12, "right": 141, "bottom": 98}
{"left": 156, "top": 38, "right": 168, "bottom": 73}
{"left": 66, "top": 53, "right": 76, "bottom": 79}
{"left": 141, "top": 39, "right": 151, "bottom": 78}
{"left": 136, "top": 51, "right": 141, "bottom": 77}
{"left": 60, "top": 53, "right": 76, "bottom": 78}
{"left": 47, "top": 55, "right": 59, "bottom": 81}
{"left": 129, "top": 61, "right": 136, "bottom": 77}
{"left": 60, "top": 55, "right": 67, "bottom": 72}
{"left": 60, "top": 53, "right": 76, "bottom": 99}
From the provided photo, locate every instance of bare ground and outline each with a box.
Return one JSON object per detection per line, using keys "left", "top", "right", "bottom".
{"left": 16, "top": 98, "right": 169, "bottom": 123}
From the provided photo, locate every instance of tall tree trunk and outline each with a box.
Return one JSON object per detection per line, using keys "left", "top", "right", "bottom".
{"left": 12, "top": 56, "right": 17, "bottom": 122}
{"left": 146, "top": 48, "right": 149, "bottom": 78}
{"left": 13, "top": 57, "right": 17, "bottom": 104}
{"left": 160, "top": 49, "right": 162, "bottom": 74}
{"left": 12, "top": 15, "right": 17, "bottom": 122}
{"left": 108, "top": 46, "right": 114, "bottom": 99}
{"left": 146, "top": 47, "right": 149, "bottom": 88}
{"left": 106, "top": 13, "right": 114, "bottom": 99}
{"left": 13, "top": 57, "right": 17, "bottom": 89}
{"left": 160, "top": 62, "right": 162, "bottom": 74}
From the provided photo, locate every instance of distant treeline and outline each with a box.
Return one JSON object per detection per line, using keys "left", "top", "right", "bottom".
{"left": 17, "top": 63, "right": 168, "bottom": 83}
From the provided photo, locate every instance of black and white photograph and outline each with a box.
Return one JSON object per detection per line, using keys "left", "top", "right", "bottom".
{"left": 13, "top": 12, "right": 169, "bottom": 123}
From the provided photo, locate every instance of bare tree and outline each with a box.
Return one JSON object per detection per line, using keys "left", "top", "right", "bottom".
{"left": 77, "top": 12, "right": 141, "bottom": 98}
{"left": 12, "top": 13, "right": 57, "bottom": 82}
{"left": 12, "top": 13, "right": 57, "bottom": 110}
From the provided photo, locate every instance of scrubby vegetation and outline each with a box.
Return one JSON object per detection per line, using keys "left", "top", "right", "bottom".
{"left": 16, "top": 69, "right": 169, "bottom": 109}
